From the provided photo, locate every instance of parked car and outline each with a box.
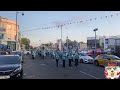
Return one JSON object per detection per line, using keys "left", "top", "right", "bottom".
{"left": 11, "top": 51, "right": 24, "bottom": 63}
{"left": 23, "top": 50, "right": 31, "bottom": 55}
{"left": 94, "top": 54, "right": 120, "bottom": 66}
{"left": 86, "top": 50, "right": 93, "bottom": 56}
{"left": 78, "top": 53, "right": 94, "bottom": 63}
{"left": 96, "top": 49, "right": 102, "bottom": 55}
{"left": 0, "top": 55, "right": 23, "bottom": 79}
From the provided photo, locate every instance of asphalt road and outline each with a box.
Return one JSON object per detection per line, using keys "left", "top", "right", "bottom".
{"left": 23, "top": 55, "right": 106, "bottom": 79}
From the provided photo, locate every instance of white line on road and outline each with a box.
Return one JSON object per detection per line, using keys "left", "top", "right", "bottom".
{"left": 79, "top": 70, "right": 100, "bottom": 79}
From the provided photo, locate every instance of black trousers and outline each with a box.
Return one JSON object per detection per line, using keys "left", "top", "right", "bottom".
{"left": 75, "top": 59, "right": 78, "bottom": 67}
{"left": 42, "top": 55, "right": 44, "bottom": 59}
{"left": 56, "top": 59, "right": 59, "bottom": 67}
{"left": 69, "top": 59, "right": 72, "bottom": 67}
{"left": 63, "top": 60, "right": 65, "bottom": 68}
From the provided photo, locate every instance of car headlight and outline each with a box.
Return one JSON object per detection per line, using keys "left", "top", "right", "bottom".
{"left": 14, "top": 67, "right": 21, "bottom": 72}
{"left": 11, "top": 65, "right": 22, "bottom": 76}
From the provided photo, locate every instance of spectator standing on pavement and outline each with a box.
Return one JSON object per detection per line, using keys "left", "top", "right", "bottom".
{"left": 74, "top": 52, "right": 79, "bottom": 67}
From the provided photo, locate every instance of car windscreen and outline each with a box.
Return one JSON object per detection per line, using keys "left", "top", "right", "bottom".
{"left": 0, "top": 56, "right": 20, "bottom": 65}
{"left": 11, "top": 52, "right": 21, "bottom": 56}
{"left": 79, "top": 53, "right": 88, "bottom": 56}
{"left": 109, "top": 55, "right": 120, "bottom": 60}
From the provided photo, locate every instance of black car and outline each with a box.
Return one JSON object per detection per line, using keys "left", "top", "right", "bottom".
{"left": 10, "top": 51, "right": 24, "bottom": 63}
{"left": 0, "top": 55, "right": 23, "bottom": 79}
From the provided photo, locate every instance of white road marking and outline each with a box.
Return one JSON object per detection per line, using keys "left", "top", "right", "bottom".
{"left": 79, "top": 70, "right": 100, "bottom": 79}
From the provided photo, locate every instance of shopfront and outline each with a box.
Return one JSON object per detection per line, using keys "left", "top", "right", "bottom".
{"left": 7, "top": 41, "right": 16, "bottom": 51}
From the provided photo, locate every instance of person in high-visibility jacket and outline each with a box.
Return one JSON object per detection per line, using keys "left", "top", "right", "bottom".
{"left": 62, "top": 51, "right": 67, "bottom": 68}
{"left": 68, "top": 52, "right": 73, "bottom": 67}
{"left": 74, "top": 52, "right": 79, "bottom": 67}
{"left": 55, "top": 51, "right": 60, "bottom": 67}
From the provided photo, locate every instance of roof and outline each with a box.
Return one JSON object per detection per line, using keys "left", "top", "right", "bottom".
{"left": 0, "top": 55, "right": 19, "bottom": 57}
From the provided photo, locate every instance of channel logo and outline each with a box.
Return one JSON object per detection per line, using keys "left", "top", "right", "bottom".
{"left": 104, "top": 63, "right": 120, "bottom": 79}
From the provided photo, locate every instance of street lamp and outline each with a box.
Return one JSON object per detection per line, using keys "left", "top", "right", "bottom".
{"left": 66, "top": 36, "right": 68, "bottom": 51}
{"left": 39, "top": 40, "right": 41, "bottom": 49}
{"left": 16, "top": 11, "right": 24, "bottom": 51}
{"left": 93, "top": 28, "right": 98, "bottom": 55}
{"left": 59, "top": 25, "right": 63, "bottom": 51}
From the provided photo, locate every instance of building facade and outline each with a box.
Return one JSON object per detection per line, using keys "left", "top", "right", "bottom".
{"left": 87, "top": 36, "right": 100, "bottom": 49}
{"left": 0, "top": 17, "right": 21, "bottom": 50}
{"left": 87, "top": 35, "right": 120, "bottom": 51}
{"left": 104, "top": 36, "right": 120, "bottom": 51}
{"left": 79, "top": 42, "right": 87, "bottom": 49}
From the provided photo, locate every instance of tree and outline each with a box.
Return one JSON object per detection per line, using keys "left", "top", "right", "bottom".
{"left": 21, "top": 38, "right": 30, "bottom": 49}
{"left": 29, "top": 45, "right": 33, "bottom": 49}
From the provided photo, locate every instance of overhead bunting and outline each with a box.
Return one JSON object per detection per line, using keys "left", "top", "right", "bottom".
{"left": 22, "top": 12, "right": 120, "bottom": 33}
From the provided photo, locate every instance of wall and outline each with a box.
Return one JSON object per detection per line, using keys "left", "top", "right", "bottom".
{"left": 79, "top": 42, "right": 87, "bottom": 49}
{"left": 0, "top": 17, "right": 20, "bottom": 50}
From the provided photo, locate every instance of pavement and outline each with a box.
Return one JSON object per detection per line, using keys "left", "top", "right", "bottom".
{"left": 22, "top": 55, "right": 107, "bottom": 79}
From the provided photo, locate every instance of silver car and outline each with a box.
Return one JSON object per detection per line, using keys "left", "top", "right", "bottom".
{"left": 78, "top": 53, "right": 94, "bottom": 63}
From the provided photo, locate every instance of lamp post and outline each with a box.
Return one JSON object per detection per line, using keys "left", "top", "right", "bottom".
{"left": 16, "top": 11, "right": 24, "bottom": 51}
{"left": 39, "top": 40, "right": 41, "bottom": 49}
{"left": 66, "top": 36, "right": 68, "bottom": 51}
{"left": 93, "top": 28, "right": 98, "bottom": 55}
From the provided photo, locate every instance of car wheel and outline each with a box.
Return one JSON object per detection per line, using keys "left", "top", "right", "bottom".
{"left": 21, "top": 60, "right": 24, "bottom": 63}
{"left": 94, "top": 61, "right": 99, "bottom": 66}
{"left": 18, "top": 70, "right": 23, "bottom": 79}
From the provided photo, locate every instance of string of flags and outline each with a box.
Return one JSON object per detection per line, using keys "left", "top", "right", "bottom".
{"left": 22, "top": 12, "right": 120, "bottom": 33}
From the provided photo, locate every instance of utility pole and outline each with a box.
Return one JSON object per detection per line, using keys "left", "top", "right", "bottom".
{"left": 16, "top": 11, "right": 24, "bottom": 51}
{"left": 16, "top": 11, "right": 18, "bottom": 51}
{"left": 93, "top": 28, "right": 98, "bottom": 55}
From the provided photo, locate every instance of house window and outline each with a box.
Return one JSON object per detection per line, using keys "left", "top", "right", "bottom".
{"left": 0, "top": 23, "right": 6, "bottom": 29}
{"left": 0, "top": 34, "right": 4, "bottom": 39}
{"left": 105, "top": 39, "right": 109, "bottom": 44}
{"left": 8, "top": 24, "right": 12, "bottom": 29}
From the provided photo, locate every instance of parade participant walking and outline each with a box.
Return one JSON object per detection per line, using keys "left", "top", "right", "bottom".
{"left": 55, "top": 50, "right": 59, "bottom": 67}
{"left": 74, "top": 52, "right": 79, "bottom": 67}
{"left": 42, "top": 50, "right": 46, "bottom": 59}
{"left": 68, "top": 52, "right": 72, "bottom": 67}
{"left": 62, "top": 51, "right": 67, "bottom": 68}
{"left": 32, "top": 50, "right": 36, "bottom": 60}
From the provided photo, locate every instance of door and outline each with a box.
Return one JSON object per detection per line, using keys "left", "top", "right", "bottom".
{"left": 96, "top": 55, "right": 104, "bottom": 66}
{"left": 102, "top": 55, "right": 111, "bottom": 66}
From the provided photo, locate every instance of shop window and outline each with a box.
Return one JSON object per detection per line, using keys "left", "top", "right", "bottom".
{"left": 0, "top": 34, "right": 4, "bottom": 39}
